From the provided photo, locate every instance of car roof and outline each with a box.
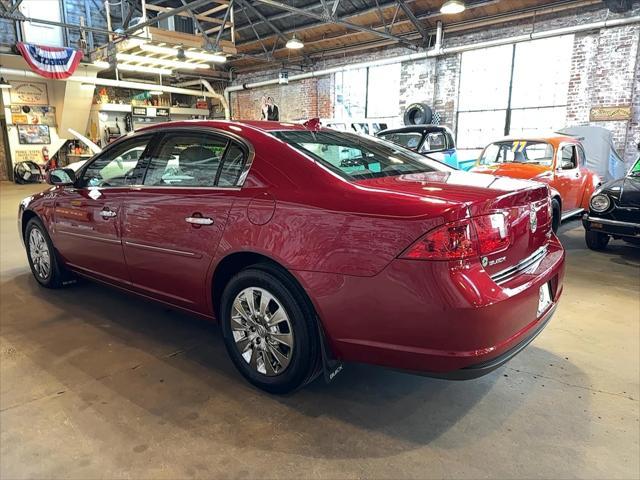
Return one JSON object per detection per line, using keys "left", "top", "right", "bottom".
{"left": 490, "top": 134, "right": 580, "bottom": 146}
{"left": 135, "top": 119, "right": 327, "bottom": 134}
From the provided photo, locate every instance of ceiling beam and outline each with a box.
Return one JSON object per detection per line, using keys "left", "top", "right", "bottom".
{"left": 235, "top": 0, "right": 288, "bottom": 43}
{"left": 123, "top": 0, "right": 212, "bottom": 34}
{"left": 396, "top": 0, "right": 429, "bottom": 45}
{"left": 251, "top": 0, "right": 419, "bottom": 49}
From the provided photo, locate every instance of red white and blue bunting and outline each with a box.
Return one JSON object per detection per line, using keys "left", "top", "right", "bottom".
{"left": 17, "top": 42, "right": 83, "bottom": 80}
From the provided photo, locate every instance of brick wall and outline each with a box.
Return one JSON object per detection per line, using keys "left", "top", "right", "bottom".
{"left": 231, "top": 4, "right": 639, "bottom": 161}
{"left": 567, "top": 24, "right": 640, "bottom": 164}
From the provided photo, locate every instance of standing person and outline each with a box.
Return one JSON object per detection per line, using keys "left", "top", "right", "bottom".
{"left": 260, "top": 96, "right": 269, "bottom": 120}
{"left": 267, "top": 96, "right": 280, "bottom": 121}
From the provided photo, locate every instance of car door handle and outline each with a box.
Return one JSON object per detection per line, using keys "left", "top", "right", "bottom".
{"left": 185, "top": 216, "right": 214, "bottom": 226}
{"left": 99, "top": 209, "right": 117, "bottom": 218}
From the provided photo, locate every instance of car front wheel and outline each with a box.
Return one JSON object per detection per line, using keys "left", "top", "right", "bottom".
{"left": 220, "top": 267, "right": 321, "bottom": 394}
{"left": 25, "top": 218, "right": 65, "bottom": 288}
{"left": 585, "top": 229, "right": 609, "bottom": 251}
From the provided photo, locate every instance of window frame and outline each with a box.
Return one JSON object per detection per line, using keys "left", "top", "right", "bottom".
{"left": 74, "top": 127, "right": 255, "bottom": 191}
{"left": 74, "top": 132, "right": 157, "bottom": 189}
{"left": 557, "top": 143, "right": 579, "bottom": 171}
{"left": 142, "top": 127, "right": 254, "bottom": 190}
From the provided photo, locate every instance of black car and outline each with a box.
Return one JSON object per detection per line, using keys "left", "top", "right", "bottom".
{"left": 376, "top": 125, "right": 460, "bottom": 169}
{"left": 583, "top": 156, "right": 640, "bottom": 250}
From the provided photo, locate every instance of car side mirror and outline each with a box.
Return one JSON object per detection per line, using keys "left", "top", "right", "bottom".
{"left": 47, "top": 168, "right": 76, "bottom": 186}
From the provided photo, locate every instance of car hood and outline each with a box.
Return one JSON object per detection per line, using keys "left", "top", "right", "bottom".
{"left": 470, "top": 163, "right": 550, "bottom": 179}
{"left": 599, "top": 175, "right": 640, "bottom": 207}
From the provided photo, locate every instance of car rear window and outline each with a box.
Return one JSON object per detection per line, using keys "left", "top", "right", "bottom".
{"left": 271, "top": 130, "right": 454, "bottom": 181}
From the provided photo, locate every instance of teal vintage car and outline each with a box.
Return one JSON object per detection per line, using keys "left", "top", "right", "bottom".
{"left": 376, "top": 125, "right": 473, "bottom": 170}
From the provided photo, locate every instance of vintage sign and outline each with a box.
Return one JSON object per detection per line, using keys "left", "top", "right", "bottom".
{"left": 10, "top": 105, "right": 56, "bottom": 126}
{"left": 590, "top": 106, "right": 632, "bottom": 122}
{"left": 132, "top": 106, "right": 147, "bottom": 116}
{"left": 9, "top": 81, "right": 49, "bottom": 105}
{"left": 156, "top": 108, "right": 170, "bottom": 117}
{"left": 14, "top": 149, "right": 43, "bottom": 163}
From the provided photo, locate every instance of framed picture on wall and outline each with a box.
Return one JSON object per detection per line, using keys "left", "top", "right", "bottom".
{"left": 17, "top": 124, "right": 50, "bottom": 145}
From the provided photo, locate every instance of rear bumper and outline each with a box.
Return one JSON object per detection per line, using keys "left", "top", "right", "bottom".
{"left": 296, "top": 237, "right": 565, "bottom": 377}
{"left": 427, "top": 304, "right": 556, "bottom": 380}
{"left": 582, "top": 214, "right": 640, "bottom": 238}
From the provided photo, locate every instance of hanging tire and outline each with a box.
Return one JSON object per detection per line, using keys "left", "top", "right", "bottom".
{"left": 220, "top": 266, "right": 321, "bottom": 394}
{"left": 585, "top": 229, "right": 609, "bottom": 251}
{"left": 403, "top": 103, "right": 433, "bottom": 126}
{"left": 25, "top": 218, "right": 66, "bottom": 288}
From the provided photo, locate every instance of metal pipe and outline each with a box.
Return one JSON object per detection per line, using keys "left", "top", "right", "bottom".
{"left": 175, "top": 78, "right": 231, "bottom": 119}
{"left": 0, "top": 66, "right": 221, "bottom": 99}
{"left": 226, "top": 15, "right": 640, "bottom": 94}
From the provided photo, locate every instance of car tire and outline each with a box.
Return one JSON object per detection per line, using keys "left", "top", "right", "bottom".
{"left": 551, "top": 198, "right": 561, "bottom": 233}
{"left": 403, "top": 102, "right": 433, "bottom": 126}
{"left": 25, "top": 217, "right": 66, "bottom": 288}
{"left": 220, "top": 266, "right": 321, "bottom": 394}
{"left": 585, "top": 229, "right": 609, "bottom": 251}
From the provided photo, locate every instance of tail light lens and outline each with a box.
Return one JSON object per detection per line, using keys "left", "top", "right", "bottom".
{"left": 400, "top": 213, "right": 510, "bottom": 261}
{"left": 473, "top": 213, "right": 509, "bottom": 255}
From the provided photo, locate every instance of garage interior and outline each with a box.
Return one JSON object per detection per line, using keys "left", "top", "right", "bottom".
{"left": 0, "top": 0, "right": 639, "bottom": 478}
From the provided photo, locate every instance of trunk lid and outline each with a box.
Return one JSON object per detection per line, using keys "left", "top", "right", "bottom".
{"left": 357, "top": 171, "right": 552, "bottom": 275}
{"left": 470, "top": 162, "right": 550, "bottom": 180}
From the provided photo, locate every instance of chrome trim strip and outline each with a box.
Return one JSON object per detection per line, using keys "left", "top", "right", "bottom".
{"left": 491, "top": 246, "right": 547, "bottom": 285}
{"left": 124, "top": 241, "right": 198, "bottom": 258}
{"left": 584, "top": 215, "right": 639, "bottom": 228}
{"left": 57, "top": 230, "right": 122, "bottom": 245}
{"left": 561, "top": 208, "right": 584, "bottom": 221}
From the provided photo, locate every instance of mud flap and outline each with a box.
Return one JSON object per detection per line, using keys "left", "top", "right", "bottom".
{"left": 317, "top": 321, "right": 343, "bottom": 383}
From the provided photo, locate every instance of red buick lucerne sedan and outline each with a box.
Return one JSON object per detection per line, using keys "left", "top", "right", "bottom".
{"left": 19, "top": 120, "right": 565, "bottom": 393}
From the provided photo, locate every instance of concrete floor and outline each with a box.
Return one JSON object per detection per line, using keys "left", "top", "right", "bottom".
{"left": 0, "top": 181, "right": 638, "bottom": 479}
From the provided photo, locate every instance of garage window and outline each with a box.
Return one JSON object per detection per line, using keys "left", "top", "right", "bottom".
{"left": 334, "top": 63, "right": 400, "bottom": 120}
{"left": 456, "top": 35, "right": 574, "bottom": 156}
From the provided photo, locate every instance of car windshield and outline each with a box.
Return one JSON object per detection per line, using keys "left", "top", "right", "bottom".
{"left": 479, "top": 141, "right": 555, "bottom": 167}
{"left": 628, "top": 157, "right": 640, "bottom": 177}
{"left": 377, "top": 132, "right": 423, "bottom": 150}
{"left": 271, "top": 130, "right": 454, "bottom": 180}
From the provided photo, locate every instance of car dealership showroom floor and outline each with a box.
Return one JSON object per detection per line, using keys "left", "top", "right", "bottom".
{"left": 1, "top": 182, "right": 639, "bottom": 479}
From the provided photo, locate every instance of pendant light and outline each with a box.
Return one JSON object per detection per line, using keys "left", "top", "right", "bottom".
{"left": 441, "top": 0, "right": 466, "bottom": 14}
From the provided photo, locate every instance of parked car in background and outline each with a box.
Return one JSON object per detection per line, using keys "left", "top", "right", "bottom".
{"left": 582, "top": 156, "right": 640, "bottom": 250}
{"left": 376, "top": 125, "right": 468, "bottom": 169}
{"left": 21, "top": 120, "right": 565, "bottom": 394}
{"left": 321, "top": 118, "right": 393, "bottom": 136}
{"left": 471, "top": 135, "right": 601, "bottom": 232}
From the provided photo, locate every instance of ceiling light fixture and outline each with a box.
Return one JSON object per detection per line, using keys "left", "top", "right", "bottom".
{"left": 116, "top": 53, "right": 207, "bottom": 70}
{"left": 116, "top": 63, "right": 173, "bottom": 75}
{"left": 80, "top": 82, "right": 95, "bottom": 90}
{"left": 92, "top": 60, "right": 110, "bottom": 69}
{"left": 440, "top": 0, "right": 466, "bottom": 14}
{"left": 0, "top": 77, "right": 11, "bottom": 89}
{"left": 148, "top": 90, "right": 163, "bottom": 95}
{"left": 286, "top": 35, "right": 304, "bottom": 49}
{"left": 139, "top": 44, "right": 226, "bottom": 63}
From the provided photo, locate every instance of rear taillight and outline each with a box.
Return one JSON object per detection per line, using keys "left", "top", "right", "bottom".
{"left": 473, "top": 213, "right": 510, "bottom": 255}
{"left": 400, "top": 213, "right": 510, "bottom": 261}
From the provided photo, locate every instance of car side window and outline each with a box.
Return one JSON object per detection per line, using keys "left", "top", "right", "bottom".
{"left": 217, "top": 142, "right": 247, "bottom": 187}
{"left": 560, "top": 145, "right": 578, "bottom": 170}
{"left": 80, "top": 136, "right": 151, "bottom": 188}
{"left": 143, "top": 133, "right": 228, "bottom": 187}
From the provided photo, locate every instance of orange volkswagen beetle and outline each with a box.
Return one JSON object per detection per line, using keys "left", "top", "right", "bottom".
{"left": 471, "top": 135, "right": 601, "bottom": 231}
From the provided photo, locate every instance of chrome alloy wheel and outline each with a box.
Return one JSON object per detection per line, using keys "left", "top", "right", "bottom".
{"left": 28, "top": 228, "right": 51, "bottom": 280}
{"left": 231, "top": 287, "right": 294, "bottom": 376}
